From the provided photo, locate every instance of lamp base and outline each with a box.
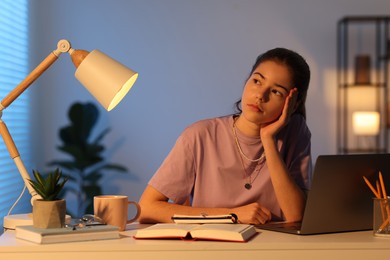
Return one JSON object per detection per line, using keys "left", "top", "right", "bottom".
{"left": 3, "top": 213, "right": 33, "bottom": 230}
{"left": 3, "top": 213, "right": 72, "bottom": 230}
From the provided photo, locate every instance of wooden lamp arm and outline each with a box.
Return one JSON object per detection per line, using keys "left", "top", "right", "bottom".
{"left": 0, "top": 53, "right": 59, "bottom": 108}
{"left": 0, "top": 119, "right": 40, "bottom": 202}
{"left": 0, "top": 39, "right": 75, "bottom": 109}
{"left": 0, "top": 39, "right": 85, "bottom": 204}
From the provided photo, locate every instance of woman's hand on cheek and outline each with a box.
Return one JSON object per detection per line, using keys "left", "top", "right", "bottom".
{"left": 260, "top": 88, "right": 298, "bottom": 139}
{"left": 280, "top": 88, "right": 298, "bottom": 124}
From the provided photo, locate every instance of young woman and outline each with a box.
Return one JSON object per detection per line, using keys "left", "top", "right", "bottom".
{"left": 139, "top": 48, "right": 312, "bottom": 224}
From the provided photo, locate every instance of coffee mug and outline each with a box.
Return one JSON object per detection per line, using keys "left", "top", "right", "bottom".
{"left": 94, "top": 195, "right": 140, "bottom": 231}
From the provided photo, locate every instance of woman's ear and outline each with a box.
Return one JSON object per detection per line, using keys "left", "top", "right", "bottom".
{"left": 293, "top": 99, "right": 301, "bottom": 114}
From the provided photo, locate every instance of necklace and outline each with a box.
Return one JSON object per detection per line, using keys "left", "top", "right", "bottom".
{"left": 237, "top": 153, "right": 263, "bottom": 190}
{"left": 232, "top": 119, "right": 265, "bottom": 162}
{"left": 232, "top": 117, "right": 266, "bottom": 189}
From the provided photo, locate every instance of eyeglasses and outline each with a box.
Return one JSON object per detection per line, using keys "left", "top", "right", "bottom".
{"left": 65, "top": 214, "right": 105, "bottom": 230}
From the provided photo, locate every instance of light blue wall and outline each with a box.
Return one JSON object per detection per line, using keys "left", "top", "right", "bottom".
{"left": 28, "top": 0, "right": 390, "bottom": 208}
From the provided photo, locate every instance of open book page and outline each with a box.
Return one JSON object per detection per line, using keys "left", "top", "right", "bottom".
{"left": 134, "top": 224, "right": 199, "bottom": 238}
{"left": 190, "top": 224, "right": 256, "bottom": 241}
{"left": 134, "top": 223, "right": 256, "bottom": 242}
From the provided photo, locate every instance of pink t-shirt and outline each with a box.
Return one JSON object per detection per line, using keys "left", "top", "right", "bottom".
{"left": 149, "top": 114, "right": 312, "bottom": 220}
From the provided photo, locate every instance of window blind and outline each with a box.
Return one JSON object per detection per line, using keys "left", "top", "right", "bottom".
{"left": 0, "top": 0, "right": 30, "bottom": 230}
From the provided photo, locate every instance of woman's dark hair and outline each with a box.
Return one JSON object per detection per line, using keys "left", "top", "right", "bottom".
{"left": 235, "top": 47, "right": 310, "bottom": 119}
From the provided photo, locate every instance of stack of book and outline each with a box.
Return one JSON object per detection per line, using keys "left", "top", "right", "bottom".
{"left": 15, "top": 224, "right": 120, "bottom": 244}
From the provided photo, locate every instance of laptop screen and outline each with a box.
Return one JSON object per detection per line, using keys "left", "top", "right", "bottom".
{"left": 258, "top": 154, "right": 390, "bottom": 235}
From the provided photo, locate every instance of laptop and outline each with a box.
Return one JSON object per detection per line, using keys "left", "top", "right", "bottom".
{"left": 256, "top": 153, "right": 390, "bottom": 235}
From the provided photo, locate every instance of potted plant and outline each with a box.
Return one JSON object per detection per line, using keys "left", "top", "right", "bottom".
{"left": 48, "top": 102, "right": 129, "bottom": 217}
{"left": 28, "top": 168, "right": 68, "bottom": 228}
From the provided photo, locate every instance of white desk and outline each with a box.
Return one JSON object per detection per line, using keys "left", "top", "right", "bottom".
{"left": 1, "top": 224, "right": 389, "bottom": 260}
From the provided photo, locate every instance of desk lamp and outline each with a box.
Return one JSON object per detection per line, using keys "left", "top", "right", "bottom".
{"left": 1, "top": 39, "right": 138, "bottom": 229}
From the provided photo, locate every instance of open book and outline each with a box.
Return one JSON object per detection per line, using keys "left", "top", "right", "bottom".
{"left": 134, "top": 223, "right": 257, "bottom": 242}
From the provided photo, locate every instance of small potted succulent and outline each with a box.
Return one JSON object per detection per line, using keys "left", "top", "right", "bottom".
{"left": 28, "top": 168, "right": 68, "bottom": 228}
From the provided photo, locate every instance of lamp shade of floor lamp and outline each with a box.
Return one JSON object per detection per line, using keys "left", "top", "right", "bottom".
{"left": 352, "top": 111, "right": 380, "bottom": 136}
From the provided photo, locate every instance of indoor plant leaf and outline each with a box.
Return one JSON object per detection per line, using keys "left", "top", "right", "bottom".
{"left": 48, "top": 102, "right": 129, "bottom": 217}
{"left": 28, "top": 168, "right": 68, "bottom": 201}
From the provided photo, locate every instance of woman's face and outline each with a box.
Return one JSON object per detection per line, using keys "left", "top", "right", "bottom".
{"left": 241, "top": 60, "right": 293, "bottom": 126}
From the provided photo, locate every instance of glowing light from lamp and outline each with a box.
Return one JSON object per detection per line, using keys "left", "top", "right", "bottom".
{"left": 75, "top": 50, "right": 138, "bottom": 111}
{"left": 352, "top": 111, "right": 380, "bottom": 135}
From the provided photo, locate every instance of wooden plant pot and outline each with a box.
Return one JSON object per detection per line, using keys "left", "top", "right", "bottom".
{"left": 32, "top": 199, "right": 66, "bottom": 228}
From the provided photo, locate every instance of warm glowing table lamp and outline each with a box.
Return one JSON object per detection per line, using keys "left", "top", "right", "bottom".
{"left": 1, "top": 39, "right": 138, "bottom": 229}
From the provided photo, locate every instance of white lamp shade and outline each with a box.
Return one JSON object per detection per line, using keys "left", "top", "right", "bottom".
{"left": 75, "top": 50, "right": 138, "bottom": 111}
{"left": 352, "top": 111, "right": 380, "bottom": 135}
